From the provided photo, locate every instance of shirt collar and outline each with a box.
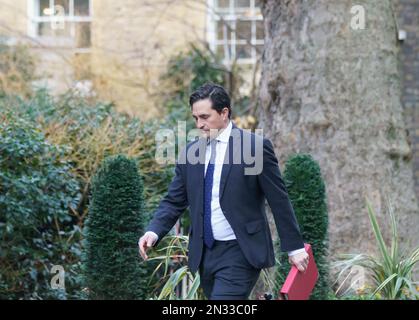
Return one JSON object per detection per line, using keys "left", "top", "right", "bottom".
{"left": 215, "top": 121, "right": 232, "bottom": 143}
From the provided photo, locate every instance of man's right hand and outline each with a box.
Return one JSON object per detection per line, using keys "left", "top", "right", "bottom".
{"left": 138, "top": 231, "right": 158, "bottom": 261}
{"left": 288, "top": 251, "right": 309, "bottom": 273}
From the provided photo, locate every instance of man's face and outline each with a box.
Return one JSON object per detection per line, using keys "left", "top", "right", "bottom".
{"left": 191, "top": 98, "right": 229, "bottom": 139}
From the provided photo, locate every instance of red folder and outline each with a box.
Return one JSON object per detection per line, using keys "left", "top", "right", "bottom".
{"left": 279, "top": 243, "right": 319, "bottom": 300}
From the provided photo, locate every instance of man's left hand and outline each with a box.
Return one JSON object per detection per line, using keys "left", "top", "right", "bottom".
{"left": 288, "top": 251, "right": 309, "bottom": 273}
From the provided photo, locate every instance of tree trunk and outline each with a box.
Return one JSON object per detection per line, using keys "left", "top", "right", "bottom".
{"left": 258, "top": 0, "right": 419, "bottom": 261}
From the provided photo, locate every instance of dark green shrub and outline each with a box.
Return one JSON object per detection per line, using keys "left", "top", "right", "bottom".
{"left": 0, "top": 89, "right": 174, "bottom": 299}
{"left": 82, "top": 155, "right": 149, "bottom": 299}
{"left": 275, "top": 154, "right": 330, "bottom": 300}
{"left": 0, "top": 89, "right": 173, "bottom": 223}
{"left": 0, "top": 114, "right": 82, "bottom": 299}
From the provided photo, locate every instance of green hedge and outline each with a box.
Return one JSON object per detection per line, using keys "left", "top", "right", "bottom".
{"left": 0, "top": 114, "right": 82, "bottom": 299}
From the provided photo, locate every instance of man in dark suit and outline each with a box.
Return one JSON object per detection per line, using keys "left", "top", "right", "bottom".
{"left": 139, "top": 83, "right": 309, "bottom": 300}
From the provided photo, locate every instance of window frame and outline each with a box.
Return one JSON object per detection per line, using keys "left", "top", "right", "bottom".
{"left": 207, "top": 0, "right": 264, "bottom": 65}
{"left": 28, "top": 0, "right": 92, "bottom": 50}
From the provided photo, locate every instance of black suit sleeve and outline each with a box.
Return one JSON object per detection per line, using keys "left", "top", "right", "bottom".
{"left": 257, "top": 138, "right": 305, "bottom": 252}
{"left": 146, "top": 162, "right": 188, "bottom": 247}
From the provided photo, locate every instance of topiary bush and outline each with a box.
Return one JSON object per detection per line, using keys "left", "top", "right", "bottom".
{"left": 275, "top": 154, "right": 330, "bottom": 300}
{"left": 82, "top": 155, "right": 149, "bottom": 299}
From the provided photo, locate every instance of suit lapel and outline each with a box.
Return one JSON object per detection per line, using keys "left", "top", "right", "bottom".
{"left": 219, "top": 125, "right": 242, "bottom": 200}
{"left": 190, "top": 137, "right": 206, "bottom": 211}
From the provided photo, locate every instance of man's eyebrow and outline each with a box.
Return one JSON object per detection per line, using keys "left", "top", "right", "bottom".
{"left": 192, "top": 114, "right": 210, "bottom": 118}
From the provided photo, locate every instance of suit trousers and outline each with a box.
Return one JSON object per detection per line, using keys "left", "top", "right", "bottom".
{"left": 199, "top": 239, "right": 261, "bottom": 300}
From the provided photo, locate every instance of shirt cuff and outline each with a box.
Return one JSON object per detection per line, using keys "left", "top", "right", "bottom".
{"left": 145, "top": 231, "right": 159, "bottom": 245}
{"left": 287, "top": 248, "right": 306, "bottom": 256}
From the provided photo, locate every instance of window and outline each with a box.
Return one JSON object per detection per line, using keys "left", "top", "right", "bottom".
{"left": 29, "top": 0, "right": 92, "bottom": 49}
{"left": 208, "top": 0, "right": 264, "bottom": 65}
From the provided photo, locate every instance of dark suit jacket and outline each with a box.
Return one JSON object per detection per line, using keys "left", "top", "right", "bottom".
{"left": 147, "top": 124, "right": 304, "bottom": 273}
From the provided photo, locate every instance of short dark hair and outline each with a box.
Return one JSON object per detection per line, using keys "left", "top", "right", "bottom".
{"left": 189, "top": 83, "right": 232, "bottom": 119}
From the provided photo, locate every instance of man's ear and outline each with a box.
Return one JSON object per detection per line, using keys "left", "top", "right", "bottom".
{"left": 223, "top": 107, "right": 229, "bottom": 120}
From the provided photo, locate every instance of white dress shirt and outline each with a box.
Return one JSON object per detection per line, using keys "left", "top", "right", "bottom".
{"left": 204, "top": 120, "right": 236, "bottom": 241}
{"left": 147, "top": 120, "right": 305, "bottom": 256}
